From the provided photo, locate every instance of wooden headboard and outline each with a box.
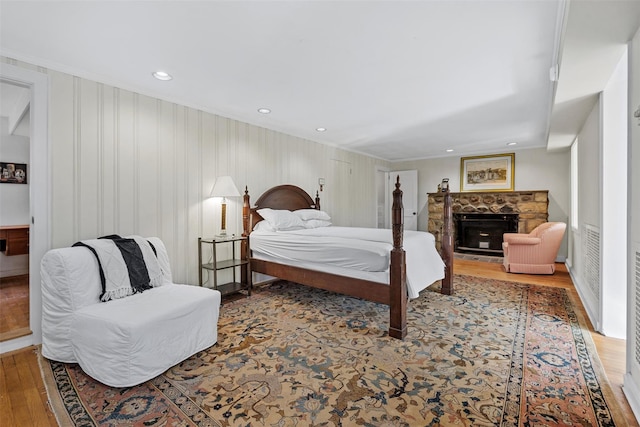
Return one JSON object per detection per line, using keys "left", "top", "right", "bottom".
{"left": 242, "top": 185, "right": 321, "bottom": 234}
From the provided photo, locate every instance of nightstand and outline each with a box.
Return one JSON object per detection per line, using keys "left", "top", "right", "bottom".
{"left": 198, "top": 236, "right": 251, "bottom": 296}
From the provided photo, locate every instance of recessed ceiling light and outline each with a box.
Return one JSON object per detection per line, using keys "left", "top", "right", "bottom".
{"left": 446, "top": 149, "right": 454, "bottom": 152}
{"left": 152, "top": 71, "right": 172, "bottom": 81}
{"left": 507, "top": 142, "right": 517, "bottom": 146}
{"left": 316, "top": 127, "right": 327, "bottom": 132}
{"left": 258, "top": 108, "right": 271, "bottom": 114}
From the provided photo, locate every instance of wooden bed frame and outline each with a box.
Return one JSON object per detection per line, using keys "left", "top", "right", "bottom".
{"left": 241, "top": 177, "right": 454, "bottom": 339}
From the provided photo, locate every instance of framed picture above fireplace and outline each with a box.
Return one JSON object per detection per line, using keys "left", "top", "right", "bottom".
{"left": 460, "top": 153, "right": 514, "bottom": 192}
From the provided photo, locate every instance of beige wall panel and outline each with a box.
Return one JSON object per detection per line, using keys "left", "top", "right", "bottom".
{"left": 157, "top": 101, "right": 178, "bottom": 269}
{"left": 135, "top": 94, "right": 161, "bottom": 238}
{"left": 115, "top": 91, "right": 137, "bottom": 237}
{"left": 172, "top": 106, "right": 189, "bottom": 282}
{"left": 99, "top": 85, "right": 117, "bottom": 236}
{"left": 78, "top": 78, "right": 101, "bottom": 240}
{"left": 215, "top": 115, "right": 228, "bottom": 174}
{"left": 201, "top": 111, "right": 217, "bottom": 238}
{"left": 49, "top": 70, "right": 75, "bottom": 247}
{"left": 185, "top": 107, "right": 202, "bottom": 285}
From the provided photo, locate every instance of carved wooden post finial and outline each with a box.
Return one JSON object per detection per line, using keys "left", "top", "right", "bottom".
{"left": 242, "top": 186, "right": 250, "bottom": 237}
{"left": 392, "top": 175, "right": 403, "bottom": 250}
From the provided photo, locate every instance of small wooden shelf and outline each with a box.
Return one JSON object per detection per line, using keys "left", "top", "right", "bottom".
{"left": 198, "top": 236, "right": 251, "bottom": 297}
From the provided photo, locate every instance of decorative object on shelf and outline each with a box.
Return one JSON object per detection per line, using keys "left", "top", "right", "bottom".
{"left": 210, "top": 176, "right": 240, "bottom": 237}
{"left": 0, "top": 162, "right": 27, "bottom": 184}
{"left": 440, "top": 178, "right": 449, "bottom": 192}
{"left": 460, "top": 153, "right": 515, "bottom": 192}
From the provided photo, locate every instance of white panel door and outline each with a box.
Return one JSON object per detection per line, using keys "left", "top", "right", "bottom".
{"left": 388, "top": 170, "right": 418, "bottom": 231}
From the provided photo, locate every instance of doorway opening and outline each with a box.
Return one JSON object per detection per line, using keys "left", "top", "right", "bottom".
{"left": 0, "top": 79, "right": 31, "bottom": 342}
{"left": 0, "top": 63, "right": 50, "bottom": 354}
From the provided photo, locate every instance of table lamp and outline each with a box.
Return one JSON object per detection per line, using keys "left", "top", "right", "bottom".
{"left": 210, "top": 176, "right": 240, "bottom": 237}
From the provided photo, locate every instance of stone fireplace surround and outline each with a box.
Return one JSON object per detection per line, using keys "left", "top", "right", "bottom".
{"left": 427, "top": 190, "right": 549, "bottom": 252}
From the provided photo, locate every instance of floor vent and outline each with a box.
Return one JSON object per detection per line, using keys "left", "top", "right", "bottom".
{"left": 582, "top": 224, "right": 600, "bottom": 300}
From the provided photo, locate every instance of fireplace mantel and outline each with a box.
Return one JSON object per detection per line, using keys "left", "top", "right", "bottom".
{"left": 427, "top": 190, "right": 549, "bottom": 251}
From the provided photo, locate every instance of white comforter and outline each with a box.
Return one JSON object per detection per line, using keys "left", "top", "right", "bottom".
{"left": 250, "top": 226, "right": 445, "bottom": 298}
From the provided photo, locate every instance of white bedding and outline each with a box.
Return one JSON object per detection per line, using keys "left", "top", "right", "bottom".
{"left": 250, "top": 226, "right": 445, "bottom": 298}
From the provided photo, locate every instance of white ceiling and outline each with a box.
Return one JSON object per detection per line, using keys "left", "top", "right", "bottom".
{"left": 1, "top": 1, "right": 639, "bottom": 161}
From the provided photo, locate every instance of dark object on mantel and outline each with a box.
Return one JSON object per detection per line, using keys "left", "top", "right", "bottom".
{"left": 454, "top": 213, "right": 518, "bottom": 255}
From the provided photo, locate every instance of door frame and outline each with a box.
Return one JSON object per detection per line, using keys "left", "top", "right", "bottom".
{"left": 0, "top": 62, "right": 50, "bottom": 353}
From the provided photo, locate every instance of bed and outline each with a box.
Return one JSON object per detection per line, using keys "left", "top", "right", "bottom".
{"left": 240, "top": 177, "right": 454, "bottom": 339}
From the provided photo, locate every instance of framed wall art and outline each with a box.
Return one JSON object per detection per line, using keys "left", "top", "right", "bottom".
{"left": 460, "top": 153, "right": 514, "bottom": 192}
{"left": 0, "top": 162, "right": 28, "bottom": 184}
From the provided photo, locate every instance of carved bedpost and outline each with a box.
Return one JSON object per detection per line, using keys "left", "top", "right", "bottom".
{"left": 441, "top": 187, "right": 454, "bottom": 295}
{"left": 242, "top": 186, "right": 250, "bottom": 238}
{"left": 315, "top": 191, "right": 321, "bottom": 210}
{"left": 241, "top": 186, "right": 251, "bottom": 289}
{"left": 389, "top": 176, "right": 407, "bottom": 339}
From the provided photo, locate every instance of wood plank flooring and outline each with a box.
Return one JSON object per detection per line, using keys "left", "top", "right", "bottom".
{"left": 0, "top": 260, "right": 636, "bottom": 426}
{"left": 0, "top": 274, "right": 30, "bottom": 341}
{"left": 0, "top": 347, "right": 57, "bottom": 427}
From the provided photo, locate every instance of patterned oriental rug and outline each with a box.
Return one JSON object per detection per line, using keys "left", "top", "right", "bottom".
{"left": 40, "top": 275, "right": 627, "bottom": 426}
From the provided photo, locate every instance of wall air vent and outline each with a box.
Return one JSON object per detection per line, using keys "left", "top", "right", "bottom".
{"left": 582, "top": 224, "right": 601, "bottom": 301}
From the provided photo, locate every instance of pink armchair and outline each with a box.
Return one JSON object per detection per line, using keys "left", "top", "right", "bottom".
{"left": 502, "top": 222, "right": 566, "bottom": 274}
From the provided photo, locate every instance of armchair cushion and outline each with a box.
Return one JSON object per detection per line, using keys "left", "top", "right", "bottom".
{"left": 502, "top": 222, "right": 566, "bottom": 274}
{"left": 502, "top": 234, "right": 541, "bottom": 245}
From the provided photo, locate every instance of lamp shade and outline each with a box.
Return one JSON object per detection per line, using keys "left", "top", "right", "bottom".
{"left": 210, "top": 176, "right": 240, "bottom": 198}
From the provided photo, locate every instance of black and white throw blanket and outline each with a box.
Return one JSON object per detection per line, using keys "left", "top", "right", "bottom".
{"left": 73, "top": 235, "right": 164, "bottom": 302}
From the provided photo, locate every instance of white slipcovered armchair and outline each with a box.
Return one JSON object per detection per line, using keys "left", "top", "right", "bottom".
{"left": 41, "top": 236, "right": 221, "bottom": 387}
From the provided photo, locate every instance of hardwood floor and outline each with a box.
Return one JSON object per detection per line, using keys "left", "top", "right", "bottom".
{"left": 0, "top": 274, "right": 30, "bottom": 342}
{"left": 0, "top": 261, "right": 636, "bottom": 426}
{"left": 0, "top": 346, "right": 57, "bottom": 427}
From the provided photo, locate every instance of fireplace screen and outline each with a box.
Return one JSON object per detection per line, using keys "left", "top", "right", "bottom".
{"left": 454, "top": 213, "right": 519, "bottom": 255}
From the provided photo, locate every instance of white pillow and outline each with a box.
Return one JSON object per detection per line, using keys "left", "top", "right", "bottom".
{"left": 294, "top": 209, "right": 331, "bottom": 221}
{"left": 304, "top": 220, "right": 332, "bottom": 229}
{"left": 257, "top": 208, "right": 306, "bottom": 231}
{"left": 253, "top": 220, "right": 275, "bottom": 232}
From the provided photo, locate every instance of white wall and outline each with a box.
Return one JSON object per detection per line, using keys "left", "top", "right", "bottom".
{"left": 601, "top": 52, "right": 628, "bottom": 339}
{"left": 625, "top": 25, "right": 640, "bottom": 422}
{"left": 570, "top": 99, "right": 601, "bottom": 324}
{"left": 568, "top": 47, "right": 628, "bottom": 341}
{"left": 2, "top": 57, "right": 389, "bottom": 288}
{"left": 0, "top": 116, "right": 30, "bottom": 277}
{"left": 394, "top": 147, "right": 571, "bottom": 259}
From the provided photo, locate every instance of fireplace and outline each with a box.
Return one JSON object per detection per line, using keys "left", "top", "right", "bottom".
{"left": 454, "top": 213, "right": 519, "bottom": 255}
